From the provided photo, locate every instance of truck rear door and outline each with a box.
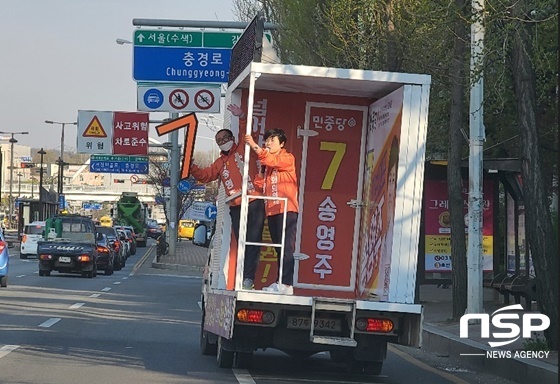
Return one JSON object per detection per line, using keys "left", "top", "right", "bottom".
{"left": 294, "top": 102, "right": 368, "bottom": 292}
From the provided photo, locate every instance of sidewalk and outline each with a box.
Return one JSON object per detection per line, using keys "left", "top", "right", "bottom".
{"left": 153, "top": 241, "right": 558, "bottom": 383}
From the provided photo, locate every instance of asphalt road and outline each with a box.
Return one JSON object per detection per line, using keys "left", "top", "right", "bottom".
{"left": 0, "top": 242, "right": 520, "bottom": 384}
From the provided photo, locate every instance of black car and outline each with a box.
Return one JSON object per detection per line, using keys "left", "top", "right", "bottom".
{"left": 96, "top": 226, "right": 125, "bottom": 270}
{"left": 95, "top": 233, "right": 115, "bottom": 275}
{"left": 146, "top": 224, "right": 163, "bottom": 239}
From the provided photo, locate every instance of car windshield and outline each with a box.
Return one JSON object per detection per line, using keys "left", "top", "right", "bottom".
{"left": 25, "top": 225, "right": 44, "bottom": 235}
{"left": 96, "top": 227, "right": 117, "bottom": 238}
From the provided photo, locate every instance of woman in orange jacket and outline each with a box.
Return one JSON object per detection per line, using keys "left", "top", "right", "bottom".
{"left": 245, "top": 129, "right": 298, "bottom": 295}
{"left": 191, "top": 104, "right": 265, "bottom": 290}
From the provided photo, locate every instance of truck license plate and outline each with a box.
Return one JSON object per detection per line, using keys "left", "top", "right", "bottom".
{"left": 287, "top": 317, "right": 341, "bottom": 331}
{"left": 59, "top": 256, "right": 71, "bottom": 263}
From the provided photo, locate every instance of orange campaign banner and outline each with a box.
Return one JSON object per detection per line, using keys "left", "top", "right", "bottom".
{"left": 296, "top": 104, "right": 366, "bottom": 287}
{"left": 357, "top": 88, "right": 404, "bottom": 300}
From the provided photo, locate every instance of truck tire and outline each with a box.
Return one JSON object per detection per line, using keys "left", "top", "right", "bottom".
{"left": 105, "top": 263, "right": 114, "bottom": 275}
{"left": 200, "top": 309, "right": 217, "bottom": 356}
{"left": 0, "top": 276, "right": 7, "bottom": 287}
{"left": 216, "top": 337, "right": 234, "bottom": 368}
{"left": 20, "top": 254, "right": 27, "bottom": 259}
{"left": 39, "top": 270, "right": 51, "bottom": 277}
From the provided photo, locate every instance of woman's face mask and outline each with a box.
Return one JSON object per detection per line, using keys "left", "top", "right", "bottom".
{"left": 219, "top": 141, "right": 234, "bottom": 152}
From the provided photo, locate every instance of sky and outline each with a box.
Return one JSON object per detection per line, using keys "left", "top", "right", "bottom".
{"left": 0, "top": 0, "right": 238, "bottom": 154}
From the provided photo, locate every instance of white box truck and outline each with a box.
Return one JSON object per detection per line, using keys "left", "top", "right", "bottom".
{"left": 198, "top": 61, "right": 430, "bottom": 375}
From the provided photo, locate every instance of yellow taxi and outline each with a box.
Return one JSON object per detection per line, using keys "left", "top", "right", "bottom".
{"left": 178, "top": 220, "right": 196, "bottom": 240}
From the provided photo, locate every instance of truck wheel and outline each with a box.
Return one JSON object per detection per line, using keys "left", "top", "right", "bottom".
{"left": 39, "top": 270, "right": 51, "bottom": 277}
{"left": 20, "top": 254, "right": 27, "bottom": 259}
{"left": 235, "top": 352, "right": 253, "bottom": 368}
{"left": 200, "top": 309, "right": 217, "bottom": 355}
{"left": 105, "top": 264, "right": 114, "bottom": 275}
{"left": 216, "top": 337, "right": 234, "bottom": 368}
{"left": 0, "top": 276, "right": 7, "bottom": 287}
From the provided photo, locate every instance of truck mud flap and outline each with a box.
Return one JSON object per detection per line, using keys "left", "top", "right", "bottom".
{"left": 204, "top": 292, "right": 236, "bottom": 339}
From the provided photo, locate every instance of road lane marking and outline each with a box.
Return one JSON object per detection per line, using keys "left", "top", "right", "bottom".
{"left": 233, "top": 369, "right": 256, "bottom": 384}
{"left": 388, "top": 344, "right": 470, "bottom": 384}
{"left": 113, "top": 281, "right": 121, "bottom": 285}
{"left": 69, "top": 303, "right": 85, "bottom": 309}
{"left": 0, "top": 345, "right": 19, "bottom": 359}
{"left": 16, "top": 275, "right": 26, "bottom": 277}
{"left": 122, "top": 276, "right": 128, "bottom": 280}
{"left": 90, "top": 293, "right": 101, "bottom": 298}
{"left": 39, "top": 318, "right": 61, "bottom": 328}
{"left": 101, "top": 287, "right": 111, "bottom": 292}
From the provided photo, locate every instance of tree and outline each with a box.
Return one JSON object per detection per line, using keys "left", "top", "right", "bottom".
{"left": 145, "top": 149, "right": 217, "bottom": 227}
{"left": 447, "top": 0, "right": 469, "bottom": 321}
{"left": 509, "top": 0, "right": 558, "bottom": 349}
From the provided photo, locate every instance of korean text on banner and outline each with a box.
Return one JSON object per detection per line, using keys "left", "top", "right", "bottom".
{"left": 113, "top": 112, "right": 149, "bottom": 155}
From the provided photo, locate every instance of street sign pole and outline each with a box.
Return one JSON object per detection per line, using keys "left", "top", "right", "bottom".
{"left": 168, "top": 113, "right": 179, "bottom": 256}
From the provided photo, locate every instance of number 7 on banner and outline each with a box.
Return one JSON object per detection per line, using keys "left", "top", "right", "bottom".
{"left": 155, "top": 113, "right": 198, "bottom": 179}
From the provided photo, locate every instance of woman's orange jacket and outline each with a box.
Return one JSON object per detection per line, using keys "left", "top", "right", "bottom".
{"left": 254, "top": 148, "right": 299, "bottom": 216}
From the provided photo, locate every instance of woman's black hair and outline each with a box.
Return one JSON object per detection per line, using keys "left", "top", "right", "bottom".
{"left": 263, "top": 128, "right": 287, "bottom": 145}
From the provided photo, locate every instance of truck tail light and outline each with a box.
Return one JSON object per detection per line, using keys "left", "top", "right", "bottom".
{"left": 39, "top": 254, "right": 53, "bottom": 260}
{"left": 236, "top": 309, "right": 275, "bottom": 324}
{"left": 355, "top": 318, "right": 394, "bottom": 333}
{"left": 77, "top": 255, "right": 91, "bottom": 262}
{"left": 97, "top": 246, "right": 109, "bottom": 253}
{"left": 0, "top": 241, "right": 6, "bottom": 253}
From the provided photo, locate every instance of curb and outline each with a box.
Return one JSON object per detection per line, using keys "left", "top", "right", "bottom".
{"left": 422, "top": 324, "right": 558, "bottom": 383}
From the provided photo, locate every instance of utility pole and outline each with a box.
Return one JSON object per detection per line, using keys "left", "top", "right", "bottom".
{"left": 467, "top": 0, "right": 485, "bottom": 316}
{"left": 38, "top": 148, "right": 46, "bottom": 221}
{"left": 0, "top": 131, "right": 29, "bottom": 228}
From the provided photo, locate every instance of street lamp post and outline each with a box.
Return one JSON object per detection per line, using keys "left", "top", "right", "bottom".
{"left": 45, "top": 120, "right": 77, "bottom": 196}
{"left": 37, "top": 148, "right": 46, "bottom": 221}
{"left": 0, "top": 131, "right": 29, "bottom": 228}
{"left": 17, "top": 172, "right": 22, "bottom": 198}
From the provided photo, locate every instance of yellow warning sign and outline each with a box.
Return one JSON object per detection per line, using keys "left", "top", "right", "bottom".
{"left": 83, "top": 116, "right": 108, "bottom": 138}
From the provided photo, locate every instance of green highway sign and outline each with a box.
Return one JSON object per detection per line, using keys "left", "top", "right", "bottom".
{"left": 134, "top": 30, "right": 244, "bottom": 48}
{"left": 203, "top": 32, "right": 241, "bottom": 48}
{"left": 134, "top": 30, "right": 203, "bottom": 47}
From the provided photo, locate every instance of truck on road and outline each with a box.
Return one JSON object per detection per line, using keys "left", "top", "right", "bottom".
{"left": 37, "top": 214, "right": 99, "bottom": 278}
{"left": 114, "top": 192, "right": 148, "bottom": 247}
{"left": 197, "top": 60, "right": 430, "bottom": 374}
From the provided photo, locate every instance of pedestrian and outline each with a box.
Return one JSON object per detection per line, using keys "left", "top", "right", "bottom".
{"left": 245, "top": 129, "right": 299, "bottom": 295}
{"left": 190, "top": 104, "right": 265, "bottom": 291}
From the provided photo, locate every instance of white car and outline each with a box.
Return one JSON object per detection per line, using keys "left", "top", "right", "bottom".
{"left": 20, "top": 221, "right": 45, "bottom": 259}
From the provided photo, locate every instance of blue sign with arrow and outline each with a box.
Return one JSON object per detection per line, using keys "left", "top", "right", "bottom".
{"left": 205, "top": 205, "right": 217, "bottom": 220}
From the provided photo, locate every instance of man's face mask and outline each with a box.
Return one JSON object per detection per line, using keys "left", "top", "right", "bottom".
{"left": 219, "top": 141, "right": 234, "bottom": 152}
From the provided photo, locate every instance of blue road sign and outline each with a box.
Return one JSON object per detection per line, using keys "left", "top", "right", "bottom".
{"left": 90, "top": 155, "right": 148, "bottom": 174}
{"left": 155, "top": 194, "right": 165, "bottom": 205}
{"left": 133, "top": 46, "right": 231, "bottom": 83}
{"left": 177, "top": 179, "right": 191, "bottom": 193}
{"left": 205, "top": 205, "right": 217, "bottom": 220}
{"left": 162, "top": 177, "right": 171, "bottom": 187}
{"left": 58, "top": 195, "right": 66, "bottom": 210}
{"left": 143, "top": 88, "right": 164, "bottom": 109}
